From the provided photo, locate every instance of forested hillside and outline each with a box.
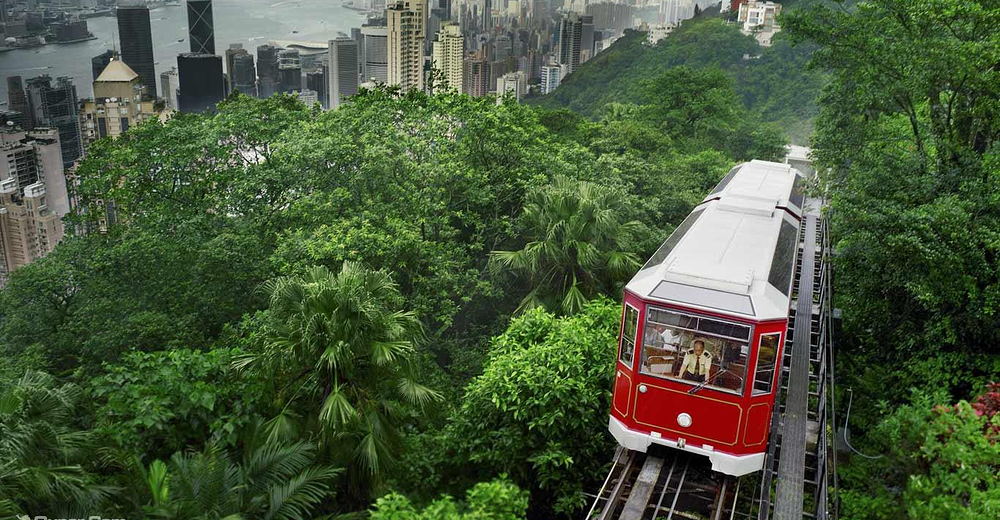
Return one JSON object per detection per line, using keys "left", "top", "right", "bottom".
{"left": 529, "top": 14, "right": 824, "bottom": 143}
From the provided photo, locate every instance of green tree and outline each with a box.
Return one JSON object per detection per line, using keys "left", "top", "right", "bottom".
{"left": 141, "top": 440, "right": 340, "bottom": 520}
{"left": 90, "top": 348, "right": 264, "bottom": 459}
{"left": 490, "top": 177, "right": 642, "bottom": 314}
{"left": 0, "top": 371, "right": 115, "bottom": 517}
{"left": 452, "top": 299, "right": 620, "bottom": 516}
{"left": 235, "top": 262, "right": 441, "bottom": 495}
{"left": 370, "top": 478, "right": 528, "bottom": 520}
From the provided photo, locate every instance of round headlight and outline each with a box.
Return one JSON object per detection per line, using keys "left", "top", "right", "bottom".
{"left": 677, "top": 413, "right": 692, "bottom": 428}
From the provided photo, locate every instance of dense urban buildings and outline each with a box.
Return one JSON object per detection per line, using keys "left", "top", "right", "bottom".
{"left": 6, "top": 76, "right": 29, "bottom": 130}
{"left": 0, "top": 126, "right": 69, "bottom": 282}
{"left": 187, "top": 0, "right": 216, "bottom": 55}
{"left": 328, "top": 37, "right": 359, "bottom": 109}
{"left": 116, "top": 2, "right": 157, "bottom": 98}
{"left": 540, "top": 63, "right": 561, "bottom": 95}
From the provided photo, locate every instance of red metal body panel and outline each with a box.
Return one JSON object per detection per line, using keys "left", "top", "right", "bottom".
{"left": 611, "top": 292, "right": 787, "bottom": 461}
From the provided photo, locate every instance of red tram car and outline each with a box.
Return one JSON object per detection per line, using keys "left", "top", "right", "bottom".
{"left": 609, "top": 160, "right": 806, "bottom": 476}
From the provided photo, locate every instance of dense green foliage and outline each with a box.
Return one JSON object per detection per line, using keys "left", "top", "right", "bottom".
{"left": 530, "top": 15, "right": 824, "bottom": 143}
{"left": 370, "top": 479, "right": 528, "bottom": 520}
{"left": 783, "top": 0, "right": 1000, "bottom": 518}
{"left": 454, "top": 300, "right": 620, "bottom": 515}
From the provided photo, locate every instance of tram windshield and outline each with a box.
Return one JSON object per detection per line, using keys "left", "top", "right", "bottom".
{"left": 639, "top": 307, "right": 751, "bottom": 394}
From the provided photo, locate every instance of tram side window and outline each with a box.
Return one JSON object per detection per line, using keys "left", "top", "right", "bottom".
{"left": 639, "top": 308, "right": 750, "bottom": 394}
{"left": 753, "top": 333, "right": 781, "bottom": 395}
{"left": 619, "top": 306, "right": 639, "bottom": 367}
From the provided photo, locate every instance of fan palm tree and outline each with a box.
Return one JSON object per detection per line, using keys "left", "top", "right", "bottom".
{"left": 142, "top": 440, "right": 340, "bottom": 520}
{"left": 490, "top": 176, "right": 643, "bottom": 315}
{"left": 0, "top": 371, "right": 116, "bottom": 517}
{"left": 235, "top": 262, "right": 441, "bottom": 495}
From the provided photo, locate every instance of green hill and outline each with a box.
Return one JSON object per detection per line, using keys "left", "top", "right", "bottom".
{"left": 529, "top": 15, "right": 824, "bottom": 144}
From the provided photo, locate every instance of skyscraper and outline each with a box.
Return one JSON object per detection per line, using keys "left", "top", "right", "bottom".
{"left": 431, "top": 21, "right": 463, "bottom": 92}
{"left": 328, "top": 37, "right": 359, "bottom": 109}
{"left": 305, "top": 67, "right": 328, "bottom": 109}
{"left": 225, "top": 44, "right": 256, "bottom": 95}
{"left": 117, "top": 3, "right": 157, "bottom": 97}
{"left": 161, "top": 67, "right": 179, "bottom": 109}
{"left": 92, "top": 50, "right": 116, "bottom": 84}
{"left": 256, "top": 44, "right": 281, "bottom": 98}
{"left": 462, "top": 51, "right": 490, "bottom": 97}
{"left": 387, "top": 0, "right": 427, "bottom": 92}
{"left": 361, "top": 24, "right": 389, "bottom": 83}
{"left": 24, "top": 76, "right": 81, "bottom": 168}
{"left": 277, "top": 49, "right": 302, "bottom": 94}
{"left": 231, "top": 52, "right": 258, "bottom": 97}
{"left": 557, "top": 13, "right": 584, "bottom": 75}
{"left": 187, "top": 0, "right": 216, "bottom": 55}
{"left": 6, "top": 76, "right": 30, "bottom": 130}
{"left": 177, "top": 53, "right": 225, "bottom": 113}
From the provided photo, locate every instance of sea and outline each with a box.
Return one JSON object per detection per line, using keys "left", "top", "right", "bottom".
{"left": 0, "top": 0, "right": 366, "bottom": 102}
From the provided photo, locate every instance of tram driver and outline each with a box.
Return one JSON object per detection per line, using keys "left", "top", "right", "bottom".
{"left": 677, "top": 339, "right": 713, "bottom": 383}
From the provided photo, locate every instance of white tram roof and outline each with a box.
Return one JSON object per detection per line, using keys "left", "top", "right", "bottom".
{"left": 628, "top": 160, "right": 804, "bottom": 322}
{"left": 702, "top": 160, "right": 805, "bottom": 218}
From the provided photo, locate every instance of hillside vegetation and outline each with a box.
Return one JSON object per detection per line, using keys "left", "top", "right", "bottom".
{"left": 530, "top": 13, "right": 824, "bottom": 143}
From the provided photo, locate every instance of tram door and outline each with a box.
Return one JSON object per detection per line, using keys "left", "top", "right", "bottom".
{"left": 613, "top": 302, "right": 641, "bottom": 418}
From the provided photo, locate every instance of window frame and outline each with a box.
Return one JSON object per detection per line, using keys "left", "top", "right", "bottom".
{"left": 639, "top": 306, "right": 753, "bottom": 396}
{"left": 618, "top": 303, "right": 639, "bottom": 369}
{"left": 752, "top": 332, "right": 782, "bottom": 396}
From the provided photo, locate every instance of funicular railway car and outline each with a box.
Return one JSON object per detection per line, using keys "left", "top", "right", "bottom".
{"left": 609, "top": 160, "right": 805, "bottom": 476}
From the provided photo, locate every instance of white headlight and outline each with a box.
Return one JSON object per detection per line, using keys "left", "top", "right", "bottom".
{"left": 677, "top": 413, "right": 692, "bottom": 428}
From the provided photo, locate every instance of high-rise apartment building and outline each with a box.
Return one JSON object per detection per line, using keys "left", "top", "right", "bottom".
{"left": 257, "top": 44, "right": 281, "bottom": 98}
{"left": 0, "top": 127, "right": 69, "bottom": 282}
{"left": 277, "top": 49, "right": 302, "bottom": 94}
{"left": 387, "top": 0, "right": 427, "bottom": 91}
{"left": 328, "top": 38, "right": 358, "bottom": 109}
{"left": 177, "top": 53, "right": 225, "bottom": 113}
{"left": 24, "top": 76, "right": 81, "bottom": 169}
{"left": 462, "top": 51, "right": 490, "bottom": 97}
{"left": 540, "top": 63, "right": 560, "bottom": 94}
{"left": 361, "top": 24, "right": 388, "bottom": 83}
{"left": 431, "top": 21, "right": 463, "bottom": 92}
{"left": 117, "top": 3, "right": 157, "bottom": 97}
{"left": 557, "top": 13, "right": 583, "bottom": 74}
{"left": 187, "top": 0, "right": 216, "bottom": 55}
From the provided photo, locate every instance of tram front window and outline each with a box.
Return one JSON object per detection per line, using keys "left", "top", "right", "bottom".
{"left": 639, "top": 308, "right": 751, "bottom": 394}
